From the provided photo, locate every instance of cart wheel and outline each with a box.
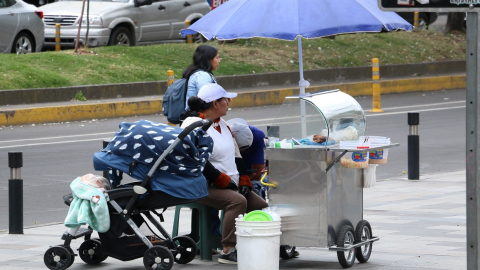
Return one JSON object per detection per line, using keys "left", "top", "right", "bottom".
{"left": 44, "top": 246, "right": 73, "bottom": 270}
{"left": 355, "top": 220, "right": 373, "bottom": 263}
{"left": 280, "top": 245, "right": 299, "bottom": 259}
{"left": 336, "top": 225, "right": 356, "bottom": 268}
{"left": 79, "top": 239, "right": 108, "bottom": 264}
{"left": 171, "top": 236, "right": 197, "bottom": 264}
{"left": 144, "top": 246, "right": 174, "bottom": 270}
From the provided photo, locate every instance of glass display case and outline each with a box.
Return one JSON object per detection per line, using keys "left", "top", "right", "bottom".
{"left": 267, "top": 89, "right": 366, "bottom": 146}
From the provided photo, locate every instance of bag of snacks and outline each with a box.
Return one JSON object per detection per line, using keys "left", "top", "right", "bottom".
{"left": 339, "top": 141, "right": 369, "bottom": 169}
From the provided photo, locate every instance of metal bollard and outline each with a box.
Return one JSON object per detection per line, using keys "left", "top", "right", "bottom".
{"left": 167, "top": 70, "right": 174, "bottom": 86}
{"left": 55, "top": 23, "right": 61, "bottom": 51}
{"left": 8, "top": 152, "right": 23, "bottom": 234}
{"left": 166, "top": 70, "right": 177, "bottom": 126}
{"left": 370, "top": 58, "right": 383, "bottom": 113}
{"left": 408, "top": 112, "right": 420, "bottom": 180}
{"left": 185, "top": 20, "right": 193, "bottom": 43}
{"left": 413, "top": 12, "right": 419, "bottom": 28}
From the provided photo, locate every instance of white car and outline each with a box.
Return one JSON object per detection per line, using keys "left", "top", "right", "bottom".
{"left": 0, "top": 0, "right": 44, "bottom": 54}
{"left": 40, "top": 0, "right": 210, "bottom": 48}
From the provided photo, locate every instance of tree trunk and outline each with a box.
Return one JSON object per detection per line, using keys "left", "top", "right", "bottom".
{"left": 445, "top": 12, "right": 465, "bottom": 33}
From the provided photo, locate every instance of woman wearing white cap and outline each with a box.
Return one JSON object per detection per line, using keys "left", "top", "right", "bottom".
{"left": 181, "top": 83, "right": 268, "bottom": 265}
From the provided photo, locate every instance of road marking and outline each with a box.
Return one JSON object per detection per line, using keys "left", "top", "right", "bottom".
{"left": 0, "top": 132, "right": 113, "bottom": 144}
{"left": 247, "top": 105, "right": 466, "bottom": 125}
{"left": 365, "top": 105, "right": 465, "bottom": 117}
{"left": 0, "top": 104, "right": 465, "bottom": 148}
{"left": 367, "top": 100, "right": 464, "bottom": 111}
{"left": 0, "top": 138, "right": 109, "bottom": 149}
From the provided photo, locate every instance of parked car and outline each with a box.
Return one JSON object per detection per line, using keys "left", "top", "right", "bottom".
{"left": 396, "top": 12, "right": 438, "bottom": 29}
{"left": 40, "top": 0, "right": 210, "bottom": 49}
{"left": 0, "top": 0, "right": 44, "bottom": 54}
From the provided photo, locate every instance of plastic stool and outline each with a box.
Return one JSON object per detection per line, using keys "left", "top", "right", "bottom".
{"left": 172, "top": 202, "right": 223, "bottom": 261}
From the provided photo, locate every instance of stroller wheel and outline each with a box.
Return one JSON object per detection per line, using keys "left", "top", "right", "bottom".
{"left": 143, "top": 246, "right": 174, "bottom": 270}
{"left": 79, "top": 239, "right": 108, "bottom": 265}
{"left": 91, "top": 238, "right": 109, "bottom": 262}
{"left": 44, "top": 246, "right": 73, "bottom": 270}
{"left": 172, "top": 236, "right": 197, "bottom": 264}
{"left": 61, "top": 245, "right": 76, "bottom": 267}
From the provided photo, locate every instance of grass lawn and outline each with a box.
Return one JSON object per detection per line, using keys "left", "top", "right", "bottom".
{"left": 0, "top": 30, "right": 466, "bottom": 91}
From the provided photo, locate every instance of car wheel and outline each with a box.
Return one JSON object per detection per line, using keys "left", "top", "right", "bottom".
{"left": 108, "top": 27, "right": 134, "bottom": 46}
{"left": 11, "top": 32, "right": 35, "bottom": 54}
{"left": 192, "top": 32, "right": 206, "bottom": 43}
{"left": 416, "top": 14, "right": 429, "bottom": 30}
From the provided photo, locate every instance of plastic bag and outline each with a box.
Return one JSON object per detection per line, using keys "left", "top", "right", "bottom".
{"left": 320, "top": 126, "right": 358, "bottom": 141}
{"left": 363, "top": 164, "right": 377, "bottom": 188}
{"left": 262, "top": 206, "right": 280, "bottom": 221}
{"left": 339, "top": 141, "right": 370, "bottom": 169}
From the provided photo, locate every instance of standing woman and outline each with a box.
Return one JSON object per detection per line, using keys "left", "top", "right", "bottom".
{"left": 183, "top": 44, "right": 220, "bottom": 108}
{"left": 181, "top": 83, "right": 268, "bottom": 264}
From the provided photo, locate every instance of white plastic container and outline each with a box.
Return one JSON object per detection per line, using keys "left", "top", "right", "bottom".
{"left": 363, "top": 164, "right": 378, "bottom": 188}
{"left": 339, "top": 141, "right": 370, "bottom": 169}
{"left": 235, "top": 218, "right": 282, "bottom": 270}
{"left": 359, "top": 136, "right": 390, "bottom": 164}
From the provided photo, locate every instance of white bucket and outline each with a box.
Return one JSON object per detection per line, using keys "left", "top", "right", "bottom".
{"left": 235, "top": 218, "right": 282, "bottom": 270}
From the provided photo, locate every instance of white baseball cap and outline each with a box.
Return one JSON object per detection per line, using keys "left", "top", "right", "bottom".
{"left": 198, "top": 83, "right": 237, "bottom": 103}
{"left": 227, "top": 118, "right": 253, "bottom": 150}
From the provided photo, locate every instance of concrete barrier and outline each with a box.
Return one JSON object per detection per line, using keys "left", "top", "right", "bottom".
{"left": 0, "top": 60, "right": 465, "bottom": 106}
{"left": 0, "top": 74, "right": 466, "bottom": 126}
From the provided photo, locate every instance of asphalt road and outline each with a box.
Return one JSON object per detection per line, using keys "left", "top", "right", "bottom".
{"left": 0, "top": 89, "right": 466, "bottom": 231}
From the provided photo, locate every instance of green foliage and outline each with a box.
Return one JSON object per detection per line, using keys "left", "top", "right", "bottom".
{"left": 0, "top": 31, "right": 466, "bottom": 90}
{"left": 72, "top": 91, "right": 87, "bottom": 101}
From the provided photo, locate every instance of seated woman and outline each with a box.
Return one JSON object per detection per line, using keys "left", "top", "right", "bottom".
{"left": 180, "top": 83, "right": 268, "bottom": 265}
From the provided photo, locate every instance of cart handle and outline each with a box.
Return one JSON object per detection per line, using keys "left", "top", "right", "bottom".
{"left": 260, "top": 170, "right": 277, "bottom": 188}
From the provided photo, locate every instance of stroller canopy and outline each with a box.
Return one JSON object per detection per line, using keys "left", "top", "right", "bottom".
{"left": 94, "top": 120, "right": 213, "bottom": 200}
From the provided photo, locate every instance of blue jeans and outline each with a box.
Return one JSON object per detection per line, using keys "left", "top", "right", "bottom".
{"left": 251, "top": 175, "right": 268, "bottom": 200}
{"left": 211, "top": 208, "right": 222, "bottom": 236}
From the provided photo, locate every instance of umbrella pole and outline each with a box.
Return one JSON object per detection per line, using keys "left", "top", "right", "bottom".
{"left": 298, "top": 37, "right": 307, "bottom": 138}
{"left": 298, "top": 37, "right": 306, "bottom": 95}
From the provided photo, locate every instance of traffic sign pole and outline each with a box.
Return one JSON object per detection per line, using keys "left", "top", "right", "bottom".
{"left": 378, "top": 2, "right": 480, "bottom": 269}
{"left": 466, "top": 11, "right": 480, "bottom": 270}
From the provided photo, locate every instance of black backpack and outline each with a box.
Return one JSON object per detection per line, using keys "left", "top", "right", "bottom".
{"left": 162, "top": 70, "right": 214, "bottom": 124}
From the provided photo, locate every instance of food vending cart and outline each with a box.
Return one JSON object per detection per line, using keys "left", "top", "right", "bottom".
{"left": 264, "top": 89, "right": 398, "bottom": 268}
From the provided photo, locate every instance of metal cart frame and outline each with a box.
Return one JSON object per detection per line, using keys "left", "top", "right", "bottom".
{"left": 265, "top": 144, "right": 398, "bottom": 268}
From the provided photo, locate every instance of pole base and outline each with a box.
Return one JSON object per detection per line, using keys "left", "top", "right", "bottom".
{"left": 370, "top": 109, "right": 384, "bottom": 113}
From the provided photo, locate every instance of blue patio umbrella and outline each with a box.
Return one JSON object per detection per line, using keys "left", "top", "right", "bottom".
{"left": 182, "top": 0, "right": 411, "bottom": 136}
{"left": 182, "top": 0, "right": 411, "bottom": 94}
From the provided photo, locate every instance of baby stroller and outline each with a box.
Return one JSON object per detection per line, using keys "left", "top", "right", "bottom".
{"left": 43, "top": 118, "right": 213, "bottom": 270}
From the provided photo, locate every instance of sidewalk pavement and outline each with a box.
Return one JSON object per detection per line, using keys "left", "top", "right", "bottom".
{"left": 0, "top": 170, "right": 466, "bottom": 270}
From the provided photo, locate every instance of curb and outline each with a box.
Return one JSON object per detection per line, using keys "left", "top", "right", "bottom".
{"left": 0, "top": 74, "right": 466, "bottom": 126}
{"left": 0, "top": 60, "right": 465, "bottom": 106}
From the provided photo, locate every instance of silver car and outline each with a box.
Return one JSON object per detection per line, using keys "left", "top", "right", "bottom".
{"left": 0, "top": 0, "right": 45, "bottom": 53}
{"left": 40, "top": 0, "right": 210, "bottom": 48}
